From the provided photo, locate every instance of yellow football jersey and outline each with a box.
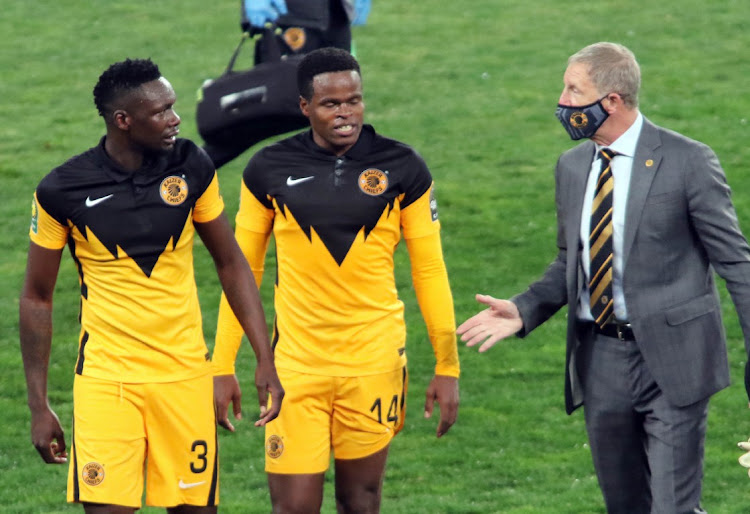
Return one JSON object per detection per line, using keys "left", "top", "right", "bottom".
{"left": 214, "top": 126, "right": 459, "bottom": 378}
{"left": 30, "top": 138, "right": 224, "bottom": 382}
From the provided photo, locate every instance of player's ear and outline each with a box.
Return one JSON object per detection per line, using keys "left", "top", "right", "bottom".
{"left": 299, "top": 96, "right": 310, "bottom": 118}
{"left": 113, "top": 109, "right": 131, "bottom": 130}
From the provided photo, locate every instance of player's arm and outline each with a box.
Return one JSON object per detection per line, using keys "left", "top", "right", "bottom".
{"left": 213, "top": 225, "right": 271, "bottom": 375}
{"left": 213, "top": 224, "right": 272, "bottom": 431}
{"left": 402, "top": 183, "right": 460, "bottom": 438}
{"left": 196, "top": 213, "right": 283, "bottom": 427}
{"left": 19, "top": 241, "right": 68, "bottom": 463}
{"left": 406, "top": 232, "right": 460, "bottom": 438}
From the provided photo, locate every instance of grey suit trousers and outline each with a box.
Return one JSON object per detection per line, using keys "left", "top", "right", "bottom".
{"left": 577, "top": 323, "right": 709, "bottom": 514}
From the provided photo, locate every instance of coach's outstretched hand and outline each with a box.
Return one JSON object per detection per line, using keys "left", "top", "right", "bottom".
{"left": 457, "top": 294, "right": 523, "bottom": 353}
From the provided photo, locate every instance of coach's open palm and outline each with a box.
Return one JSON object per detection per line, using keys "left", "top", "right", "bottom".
{"left": 457, "top": 294, "right": 523, "bottom": 352}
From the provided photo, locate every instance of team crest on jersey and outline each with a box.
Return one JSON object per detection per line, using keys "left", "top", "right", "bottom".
{"left": 266, "top": 435, "right": 284, "bottom": 458}
{"left": 283, "top": 27, "right": 306, "bottom": 51}
{"left": 358, "top": 169, "right": 388, "bottom": 196}
{"left": 30, "top": 197, "right": 39, "bottom": 234}
{"left": 569, "top": 111, "right": 589, "bottom": 128}
{"left": 159, "top": 175, "right": 188, "bottom": 206}
{"left": 82, "top": 462, "right": 105, "bottom": 486}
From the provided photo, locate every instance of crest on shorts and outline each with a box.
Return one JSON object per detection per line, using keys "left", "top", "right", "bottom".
{"left": 358, "top": 169, "right": 388, "bottom": 196}
{"left": 569, "top": 111, "right": 589, "bottom": 128}
{"left": 283, "top": 27, "right": 306, "bottom": 52}
{"left": 266, "top": 434, "right": 284, "bottom": 459}
{"left": 82, "top": 462, "right": 105, "bottom": 486}
{"left": 159, "top": 175, "right": 188, "bottom": 206}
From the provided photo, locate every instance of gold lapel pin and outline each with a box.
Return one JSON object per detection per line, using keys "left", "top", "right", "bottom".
{"left": 645, "top": 159, "right": 654, "bottom": 167}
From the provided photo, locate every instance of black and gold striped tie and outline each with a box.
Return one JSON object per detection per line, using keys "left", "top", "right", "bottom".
{"left": 589, "top": 148, "right": 618, "bottom": 327}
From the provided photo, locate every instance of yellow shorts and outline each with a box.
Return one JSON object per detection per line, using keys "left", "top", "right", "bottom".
{"left": 265, "top": 367, "right": 407, "bottom": 474}
{"left": 67, "top": 373, "right": 218, "bottom": 508}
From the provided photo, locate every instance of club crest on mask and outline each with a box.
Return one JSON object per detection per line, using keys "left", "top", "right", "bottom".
{"left": 555, "top": 96, "right": 609, "bottom": 140}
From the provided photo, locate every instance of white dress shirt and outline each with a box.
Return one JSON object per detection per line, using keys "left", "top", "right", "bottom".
{"left": 577, "top": 112, "right": 644, "bottom": 322}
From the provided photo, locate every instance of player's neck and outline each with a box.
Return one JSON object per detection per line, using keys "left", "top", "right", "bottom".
{"left": 104, "top": 135, "right": 144, "bottom": 172}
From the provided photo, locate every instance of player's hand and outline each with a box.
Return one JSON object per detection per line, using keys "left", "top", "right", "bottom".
{"left": 739, "top": 438, "right": 750, "bottom": 477}
{"left": 254, "top": 357, "right": 284, "bottom": 427}
{"left": 243, "top": 0, "right": 288, "bottom": 28}
{"left": 214, "top": 374, "right": 242, "bottom": 432}
{"left": 30, "top": 406, "right": 67, "bottom": 464}
{"left": 457, "top": 294, "right": 523, "bottom": 352}
{"left": 424, "top": 375, "right": 459, "bottom": 438}
{"left": 352, "top": 0, "right": 371, "bottom": 26}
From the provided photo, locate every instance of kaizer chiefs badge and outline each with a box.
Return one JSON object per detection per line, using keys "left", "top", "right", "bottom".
{"left": 82, "top": 462, "right": 105, "bottom": 486}
{"left": 569, "top": 111, "right": 589, "bottom": 128}
{"left": 283, "top": 27, "right": 306, "bottom": 52}
{"left": 358, "top": 169, "right": 388, "bottom": 196}
{"left": 266, "top": 435, "right": 284, "bottom": 459}
{"left": 159, "top": 175, "right": 188, "bottom": 206}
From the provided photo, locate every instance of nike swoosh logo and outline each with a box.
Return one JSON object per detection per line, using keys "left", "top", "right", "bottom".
{"left": 178, "top": 479, "right": 206, "bottom": 490}
{"left": 286, "top": 176, "right": 314, "bottom": 186}
{"left": 85, "top": 194, "right": 114, "bottom": 207}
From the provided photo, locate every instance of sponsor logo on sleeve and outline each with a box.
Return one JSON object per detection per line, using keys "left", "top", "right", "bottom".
{"left": 30, "top": 197, "right": 38, "bottom": 234}
{"left": 429, "top": 187, "right": 439, "bottom": 221}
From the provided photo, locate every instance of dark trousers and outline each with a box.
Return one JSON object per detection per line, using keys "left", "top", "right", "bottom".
{"left": 577, "top": 325, "right": 709, "bottom": 514}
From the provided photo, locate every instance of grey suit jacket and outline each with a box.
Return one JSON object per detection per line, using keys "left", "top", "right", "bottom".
{"left": 512, "top": 118, "right": 750, "bottom": 414}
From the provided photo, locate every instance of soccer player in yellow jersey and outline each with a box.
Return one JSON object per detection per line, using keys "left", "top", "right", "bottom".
{"left": 213, "top": 47, "right": 460, "bottom": 512}
{"left": 19, "top": 58, "right": 284, "bottom": 513}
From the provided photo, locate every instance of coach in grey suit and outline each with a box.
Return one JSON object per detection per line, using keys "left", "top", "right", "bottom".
{"left": 458, "top": 42, "right": 750, "bottom": 513}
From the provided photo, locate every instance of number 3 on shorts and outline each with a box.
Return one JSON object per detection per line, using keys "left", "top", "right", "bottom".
{"left": 190, "top": 440, "right": 208, "bottom": 473}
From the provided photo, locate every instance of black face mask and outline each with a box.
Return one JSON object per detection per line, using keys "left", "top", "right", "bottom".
{"left": 555, "top": 96, "right": 609, "bottom": 140}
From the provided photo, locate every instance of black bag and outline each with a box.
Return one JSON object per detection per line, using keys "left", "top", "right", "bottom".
{"left": 196, "top": 29, "right": 308, "bottom": 168}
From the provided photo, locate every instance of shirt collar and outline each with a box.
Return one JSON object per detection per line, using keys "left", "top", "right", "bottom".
{"left": 92, "top": 136, "right": 168, "bottom": 182}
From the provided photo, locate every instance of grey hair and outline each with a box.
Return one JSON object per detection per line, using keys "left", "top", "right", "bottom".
{"left": 569, "top": 42, "right": 640, "bottom": 109}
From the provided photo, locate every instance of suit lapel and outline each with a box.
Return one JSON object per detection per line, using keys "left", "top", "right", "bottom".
{"left": 623, "top": 118, "right": 662, "bottom": 266}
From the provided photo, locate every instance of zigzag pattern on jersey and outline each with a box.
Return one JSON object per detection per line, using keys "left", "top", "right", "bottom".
{"left": 73, "top": 207, "right": 191, "bottom": 277}
{"left": 272, "top": 194, "right": 398, "bottom": 266}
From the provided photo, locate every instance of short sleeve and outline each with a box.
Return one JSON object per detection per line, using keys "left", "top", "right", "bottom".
{"left": 193, "top": 172, "right": 225, "bottom": 223}
{"left": 29, "top": 191, "right": 68, "bottom": 250}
